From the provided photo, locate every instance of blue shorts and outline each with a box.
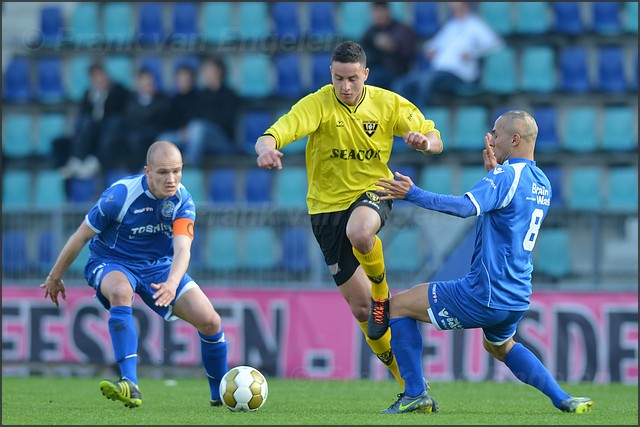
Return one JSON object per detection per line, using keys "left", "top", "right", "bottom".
{"left": 427, "top": 279, "right": 526, "bottom": 345}
{"left": 85, "top": 257, "right": 198, "bottom": 321}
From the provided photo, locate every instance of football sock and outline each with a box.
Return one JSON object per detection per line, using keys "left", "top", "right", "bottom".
{"left": 108, "top": 306, "right": 138, "bottom": 385}
{"left": 199, "top": 330, "right": 228, "bottom": 400}
{"left": 503, "top": 342, "right": 570, "bottom": 408}
{"left": 353, "top": 235, "right": 389, "bottom": 300}
{"left": 389, "top": 317, "right": 426, "bottom": 397}
{"left": 358, "top": 320, "right": 404, "bottom": 388}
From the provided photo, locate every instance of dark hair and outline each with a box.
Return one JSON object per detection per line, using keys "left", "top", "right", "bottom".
{"left": 332, "top": 41, "right": 367, "bottom": 67}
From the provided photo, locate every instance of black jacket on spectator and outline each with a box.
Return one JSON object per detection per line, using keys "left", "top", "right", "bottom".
{"left": 79, "top": 82, "right": 131, "bottom": 121}
{"left": 167, "top": 88, "right": 200, "bottom": 130}
{"left": 193, "top": 86, "right": 240, "bottom": 141}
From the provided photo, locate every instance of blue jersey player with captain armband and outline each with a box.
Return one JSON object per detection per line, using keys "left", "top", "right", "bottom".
{"left": 41, "top": 141, "right": 228, "bottom": 409}
{"left": 374, "top": 110, "right": 593, "bottom": 415}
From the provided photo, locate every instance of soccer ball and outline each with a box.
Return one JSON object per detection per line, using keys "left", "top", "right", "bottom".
{"left": 219, "top": 365, "right": 268, "bottom": 412}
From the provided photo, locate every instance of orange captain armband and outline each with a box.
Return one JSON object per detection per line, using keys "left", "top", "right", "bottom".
{"left": 173, "top": 218, "right": 194, "bottom": 239}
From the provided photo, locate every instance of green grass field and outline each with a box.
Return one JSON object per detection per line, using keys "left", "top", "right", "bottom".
{"left": 2, "top": 376, "right": 637, "bottom": 425}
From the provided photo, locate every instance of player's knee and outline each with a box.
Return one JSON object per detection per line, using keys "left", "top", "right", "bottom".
{"left": 101, "top": 282, "right": 133, "bottom": 306}
{"left": 346, "top": 226, "right": 374, "bottom": 253}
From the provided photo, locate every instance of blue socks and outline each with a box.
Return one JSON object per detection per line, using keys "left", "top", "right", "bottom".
{"left": 199, "top": 330, "right": 228, "bottom": 400}
{"left": 108, "top": 306, "right": 138, "bottom": 385}
{"left": 390, "top": 317, "right": 426, "bottom": 398}
{"left": 504, "top": 342, "right": 570, "bottom": 408}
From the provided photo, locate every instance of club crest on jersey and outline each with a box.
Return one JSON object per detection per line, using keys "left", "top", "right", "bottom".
{"left": 365, "top": 191, "right": 380, "bottom": 203}
{"left": 362, "top": 120, "right": 379, "bottom": 137}
{"left": 161, "top": 200, "right": 175, "bottom": 219}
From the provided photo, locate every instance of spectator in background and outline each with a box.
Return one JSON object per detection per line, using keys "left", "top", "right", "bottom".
{"left": 392, "top": 2, "right": 503, "bottom": 106}
{"left": 360, "top": 1, "right": 417, "bottom": 90}
{"left": 59, "top": 63, "right": 130, "bottom": 179}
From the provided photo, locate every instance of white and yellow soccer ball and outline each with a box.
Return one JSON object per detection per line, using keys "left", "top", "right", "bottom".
{"left": 219, "top": 365, "right": 268, "bottom": 412}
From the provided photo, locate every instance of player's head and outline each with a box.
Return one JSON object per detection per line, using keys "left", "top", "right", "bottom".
{"left": 144, "top": 141, "right": 183, "bottom": 199}
{"left": 330, "top": 41, "right": 369, "bottom": 106}
{"left": 490, "top": 110, "right": 538, "bottom": 164}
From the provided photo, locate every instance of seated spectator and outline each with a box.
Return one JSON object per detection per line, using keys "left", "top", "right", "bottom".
{"left": 392, "top": 2, "right": 503, "bottom": 106}
{"left": 360, "top": 1, "right": 417, "bottom": 89}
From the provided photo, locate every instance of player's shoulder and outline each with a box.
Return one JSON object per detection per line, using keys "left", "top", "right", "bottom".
{"left": 103, "top": 174, "right": 144, "bottom": 199}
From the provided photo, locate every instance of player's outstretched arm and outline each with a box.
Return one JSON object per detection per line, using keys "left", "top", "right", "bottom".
{"left": 40, "top": 221, "right": 96, "bottom": 307}
{"left": 255, "top": 135, "right": 284, "bottom": 170}
{"left": 377, "top": 171, "right": 414, "bottom": 200}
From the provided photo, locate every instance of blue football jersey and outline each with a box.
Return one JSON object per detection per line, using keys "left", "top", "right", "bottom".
{"left": 85, "top": 174, "right": 196, "bottom": 262}
{"left": 463, "top": 158, "right": 552, "bottom": 310}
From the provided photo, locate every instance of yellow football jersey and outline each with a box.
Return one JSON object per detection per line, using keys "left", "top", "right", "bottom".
{"left": 264, "top": 84, "right": 442, "bottom": 214}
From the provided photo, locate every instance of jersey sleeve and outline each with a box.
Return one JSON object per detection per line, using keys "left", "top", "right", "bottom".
{"left": 85, "top": 183, "right": 127, "bottom": 233}
{"left": 393, "top": 96, "right": 441, "bottom": 142}
{"left": 176, "top": 188, "right": 196, "bottom": 221}
{"left": 264, "top": 92, "right": 323, "bottom": 150}
{"left": 465, "top": 166, "right": 516, "bottom": 215}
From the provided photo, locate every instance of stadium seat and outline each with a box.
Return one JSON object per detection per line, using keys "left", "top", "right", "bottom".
{"left": 425, "top": 106, "right": 450, "bottom": 148}
{"left": 68, "top": 177, "right": 99, "bottom": 205}
{"left": 40, "top": 5, "right": 64, "bottom": 46}
{"left": 418, "top": 164, "right": 454, "bottom": 195}
{"left": 37, "top": 230, "right": 58, "bottom": 272}
{"left": 592, "top": 2, "right": 622, "bottom": 35}
{"left": 389, "top": 2, "right": 410, "bottom": 23}
{"left": 139, "top": 56, "right": 165, "bottom": 92}
{"left": 37, "top": 113, "right": 67, "bottom": 156}
{"left": 240, "top": 110, "right": 273, "bottom": 154}
{"left": 103, "top": 3, "right": 134, "bottom": 44}
{"left": 533, "top": 106, "right": 560, "bottom": 152}
{"left": 69, "top": 244, "right": 90, "bottom": 274}
{"left": 453, "top": 106, "right": 489, "bottom": 150}
{"left": 244, "top": 169, "right": 273, "bottom": 205}
{"left": 2, "top": 230, "right": 30, "bottom": 276}
{"left": 339, "top": 2, "right": 372, "bottom": 40}
{"left": 3, "top": 114, "right": 34, "bottom": 158}
{"left": 34, "top": 170, "right": 67, "bottom": 208}
{"left": 201, "top": 2, "right": 234, "bottom": 43}
{"left": 412, "top": 2, "right": 440, "bottom": 38}
{"left": 105, "top": 56, "right": 134, "bottom": 89}
{"left": 207, "top": 168, "right": 238, "bottom": 204}
{"left": 281, "top": 227, "right": 311, "bottom": 272}
{"left": 172, "top": 2, "right": 198, "bottom": 40}
{"left": 69, "top": 2, "right": 99, "bottom": 46}
{"left": 308, "top": 2, "right": 336, "bottom": 38}
{"left": 237, "top": 2, "right": 271, "bottom": 40}
{"left": 105, "top": 168, "right": 133, "bottom": 186}
{"left": 596, "top": 46, "right": 627, "bottom": 93}
{"left": 543, "top": 166, "right": 564, "bottom": 208}
{"left": 272, "top": 2, "right": 301, "bottom": 40}
{"left": 67, "top": 56, "right": 93, "bottom": 101}
{"left": 520, "top": 46, "right": 556, "bottom": 93}
{"left": 206, "top": 228, "right": 242, "bottom": 271}
{"left": 567, "top": 166, "right": 602, "bottom": 210}
{"left": 606, "top": 167, "right": 638, "bottom": 212}
{"left": 181, "top": 168, "right": 206, "bottom": 204}
{"left": 137, "top": 2, "right": 164, "bottom": 45}
{"left": 481, "top": 47, "right": 518, "bottom": 94}
{"left": 459, "top": 166, "right": 488, "bottom": 194}
{"left": 311, "top": 52, "right": 332, "bottom": 89}
{"left": 601, "top": 106, "right": 636, "bottom": 151}
{"left": 561, "top": 107, "right": 598, "bottom": 152}
{"left": 275, "top": 53, "right": 304, "bottom": 99}
{"left": 274, "top": 167, "right": 308, "bottom": 207}
{"left": 633, "top": 51, "right": 639, "bottom": 91}
{"left": 558, "top": 46, "right": 590, "bottom": 93}
{"left": 2, "top": 170, "right": 32, "bottom": 209}
{"left": 3, "top": 57, "right": 31, "bottom": 103}
{"left": 534, "top": 228, "right": 572, "bottom": 279}
{"left": 551, "top": 2, "right": 585, "bottom": 35}
{"left": 236, "top": 53, "right": 274, "bottom": 98}
{"left": 624, "top": 1, "right": 638, "bottom": 33}
{"left": 243, "top": 226, "right": 279, "bottom": 270}
{"left": 36, "top": 56, "right": 65, "bottom": 103}
{"left": 385, "top": 228, "right": 422, "bottom": 273}
{"left": 514, "top": 2, "right": 551, "bottom": 34}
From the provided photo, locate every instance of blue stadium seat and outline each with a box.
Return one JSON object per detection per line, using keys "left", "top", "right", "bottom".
{"left": 236, "top": 53, "right": 274, "bottom": 98}
{"left": 339, "top": 2, "right": 372, "bottom": 40}
{"left": 534, "top": 228, "right": 572, "bottom": 279}
{"left": 68, "top": 177, "right": 99, "bottom": 205}
{"left": 69, "top": 244, "right": 90, "bottom": 274}
{"left": 479, "top": 3, "right": 512, "bottom": 35}
{"left": 558, "top": 46, "right": 590, "bottom": 93}
{"left": 418, "top": 164, "right": 454, "bottom": 195}
{"left": 2, "top": 230, "right": 30, "bottom": 276}
{"left": 40, "top": 5, "right": 64, "bottom": 46}
{"left": 3, "top": 57, "right": 31, "bottom": 103}
{"left": 592, "top": 2, "right": 622, "bottom": 35}
{"left": 272, "top": 2, "right": 301, "bottom": 40}
{"left": 69, "top": 2, "right": 99, "bottom": 46}
{"left": 597, "top": 46, "right": 627, "bottom": 93}
{"left": 237, "top": 2, "right": 271, "bottom": 40}
{"left": 481, "top": 47, "right": 518, "bottom": 94}
{"left": 172, "top": 2, "right": 198, "bottom": 40}
{"left": 389, "top": 2, "right": 410, "bottom": 23}
{"left": 37, "top": 230, "right": 58, "bottom": 272}
{"left": 533, "top": 106, "right": 560, "bottom": 152}
{"left": 105, "top": 56, "right": 134, "bottom": 89}
{"left": 245, "top": 168, "right": 273, "bottom": 205}
{"left": 520, "top": 46, "right": 556, "bottom": 93}
{"left": 201, "top": 2, "right": 234, "bottom": 43}
{"left": 311, "top": 52, "right": 332, "bottom": 89}
{"left": 308, "top": 2, "right": 336, "bottom": 38}
{"left": 37, "top": 113, "right": 67, "bottom": 156}
{"left": 243, "top": 226, "right": 279, "bottom": 270}
{"left": 206, "top": 228, "right": 241, "bottom": 271}
{"left": 633, "top": 51, "right": 639, "bottom": 91}
{"left": 514, "top": 2, "right": 551, "bottom": 34}
{"left": 2, "top": 170, "right": 32, "bottom": 209}
{"left": 543, "top": 166, "right": 564, "bottom": 208}
{"left": 562, "top": 107, "right": 598, "bottom": 152}
{"left": 453, "top": 106, "right": 489, "bottom": 150}
{"left": 207, "top": 168, "right": 238, "bottom": 204}
{"left": 551, "top": 2, "right": 585, "bottom": 35}
{"left": 275, "top": 53, "right": 304, "bottom": 99}
{"left": 138, "top": 2, "right": 164, "bottom": 45}
{"left": 601, "top": 106, "right": 636, "bottom": 151}
{"left": 281, "top": 227, "right": 311, "bottom": 272}
{"left": 274, "top": 167, "right": 308, "bottom": 207}
{"left": 459, "top": 166, "right": 488, "bottom": 195}
{"left": 105, "top": 168, "right": 134, "bottom": 186}
{"left": 34, "top": 170, "right": 67, "bottom": 208}
{"left": 412, "top": 2, "right": 440, "bottom": 38}
{"left": 103, "top": 3, "right": 134, "bottom": 44}
{"left": 37, "top": 56, "right": 65, "bottom": 103}
{"left": 624, "top": 1, "right": 638, "bottom": 33}
{"left": 567, "top": 166, "right": 602, "bottom": 210}
{"left": 67, "top": 56, "right": 93, "bottom": 101}
{"left": 241, "top": 110, "right": 273, "bottom": 154}
{"left": 385, "top": 228, "right": 422, "bottom": 273}
{"left": 3, "top": 114, "right": 34, "bottom": 158}
{"left": 606, "top": 167, "right": 638, "bottom": 212}
{"left": 180, "top": 168, "right": 206, "bottom": 204}
{"left": 139, "top": 56, "right": 165, "bottom": 92}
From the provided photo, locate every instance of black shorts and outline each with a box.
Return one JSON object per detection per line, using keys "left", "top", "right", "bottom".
{"left": 310, "top": 191, "right": 392, "bottom": 286}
